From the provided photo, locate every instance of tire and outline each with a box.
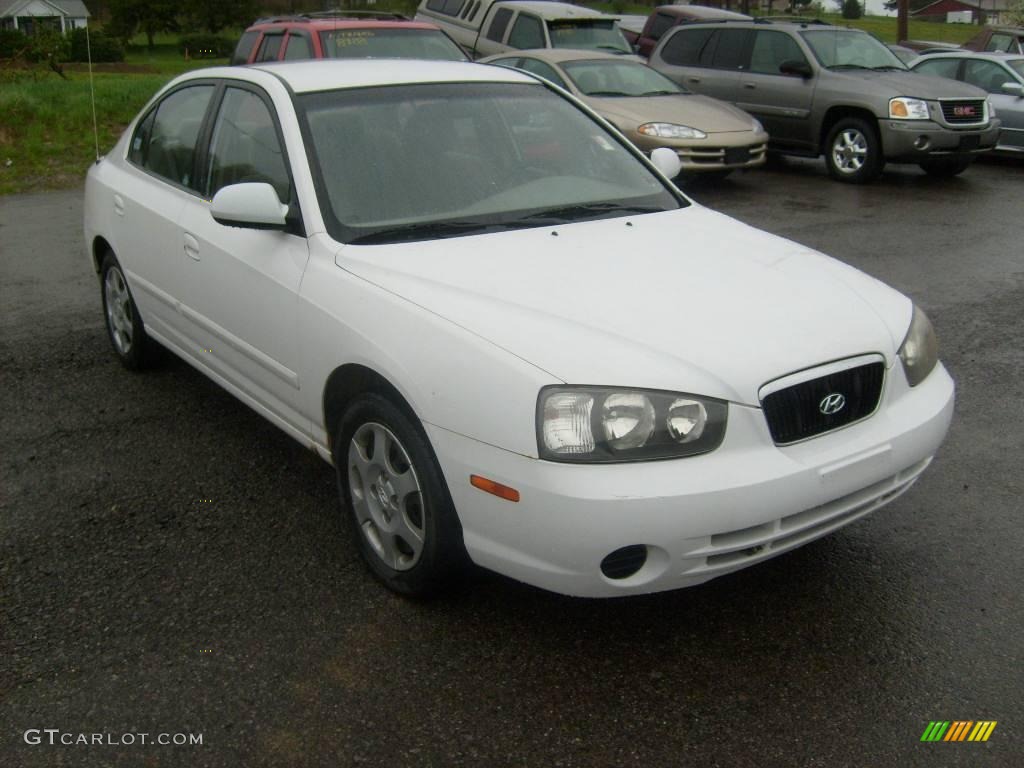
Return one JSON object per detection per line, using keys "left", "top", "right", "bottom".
{"left": 333, "top": 393, "right": 467, "bottom": 596}
{"left": 919, "top": 157, "right": 973, "bottom": 178}
{"left": 824, "top": 117, "right": 884, "bottom": 184}
{"left": 100, "top": 251, "right": 152, "bottom": 370}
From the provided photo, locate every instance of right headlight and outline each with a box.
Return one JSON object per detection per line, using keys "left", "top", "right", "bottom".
{"left": 537, "top": 386, "right": 728, "bottom": 463}
{"left": 898, "top": 305, "right": 938, "bottom": 387}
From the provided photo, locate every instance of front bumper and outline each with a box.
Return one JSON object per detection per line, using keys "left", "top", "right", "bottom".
{"left": 634, "top": 131, "right": 769, "bottom": 172}
{"left": 879, "top": 118, "right": 1001, "bottom": 162}
{"left": 427, "top": 362, "right": 954, "bottom": 598}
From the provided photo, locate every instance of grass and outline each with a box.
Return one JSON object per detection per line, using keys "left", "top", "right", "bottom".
{"left": 0, "top": 34, "right": 227, "bottom": 195}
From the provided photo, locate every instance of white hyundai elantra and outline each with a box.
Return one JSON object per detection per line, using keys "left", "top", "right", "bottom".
{"left": 84, "top": 60, "right": 954, "bottom": 597}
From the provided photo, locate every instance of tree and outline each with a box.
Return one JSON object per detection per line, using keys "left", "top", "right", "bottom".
{"left": 180, "top": 0, "right": 258, "bottom": 35}
{"left": 106, "top": 0, "right": 178, "bottom": 49}
{"left": 1007, "top": 0, "right": 1024, "bottom": 26}
{"left": 883, "top": 0, "right": 937, "bottom": 12}
{"left": 840, "top": 0, "right": 863, "bottom": 19}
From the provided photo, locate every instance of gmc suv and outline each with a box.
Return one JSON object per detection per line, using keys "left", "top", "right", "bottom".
{"left": 649, "top": 20, "right": 1001, "bottom": 182}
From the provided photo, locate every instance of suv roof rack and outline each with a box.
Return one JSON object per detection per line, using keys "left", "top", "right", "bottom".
{"left": 252, "top": 11, "right": 410, "bottom": 24}
{"left": 759, "top": 16, "right": 830, "bottom": 24}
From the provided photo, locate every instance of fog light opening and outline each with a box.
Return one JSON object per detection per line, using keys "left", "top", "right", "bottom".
{"left": 913, "top": 136, "right": 930, "bottom": 151}
{"left": 600, "top": 545, "right": 648, "bottom": 580}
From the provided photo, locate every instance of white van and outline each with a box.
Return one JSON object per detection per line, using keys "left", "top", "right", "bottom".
{"left": 415, "top": 0, "right": 630, "bottom": 58}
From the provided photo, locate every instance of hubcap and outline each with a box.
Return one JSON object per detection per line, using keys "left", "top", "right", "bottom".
{"left": 347, "top": 422, "right": 425, "bottom": 571}
{"left": 832, "top": 129, "right": 868, "bottom": 174}
{"left": 104, "top": 266, "right": 134, "bottom": 355}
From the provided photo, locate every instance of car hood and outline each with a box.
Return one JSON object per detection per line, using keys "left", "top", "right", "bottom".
{"left": 833, "top": 69, "right": 989, "bottom": 99}
{"left": 334, "top": 205, "right": 911, "bottom": 406}
{"left": 585, "top": 93, "right": 756, "bottom": 133}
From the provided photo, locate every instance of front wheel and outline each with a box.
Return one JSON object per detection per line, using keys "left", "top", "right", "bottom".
{"left": 919, "top": 157, "right": 973, "bottom": 177}
{"left": 100, "top": 251, "right": 153, "bottom": 370}
{"left": 824, "top": 118, "right": 884, "bottom": 184}
{"left": 334, "top": 393, "right": 467, "bottom": 596}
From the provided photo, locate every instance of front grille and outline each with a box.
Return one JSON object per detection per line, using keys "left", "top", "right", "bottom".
{"left": 940, "top": 99, "right": 986, "bottom": 125}
{"left": 761, "top": 361, "right": 884, "bottom": 444}
{"left": 679, "top": 143, "right": 767, "bottom": 166}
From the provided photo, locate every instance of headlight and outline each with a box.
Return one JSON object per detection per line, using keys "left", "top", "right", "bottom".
{"left": 537, "top": 386, "right": 727, "bottom": 462}
{"left": 988, "top": 99, "right": 996, "bottom": 118}
{"left": 889, "top": 97, "right": 930, "bottom": 120}
{"left": 752, "top": 118, "right": 764, "bottom": 133}
{"left": 898, "top": 305, "right": 938, "bottom": 387}
{"left": 638, "top": 123, "right": 707, "bottom": 140}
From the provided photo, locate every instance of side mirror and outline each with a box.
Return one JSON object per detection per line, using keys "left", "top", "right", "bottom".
{"left": 650, "top": 146, "right": 682, "bottom": 179}
{"left": 779, "top": 60, "right": 813, "bottom": 79}
{"left": 210, "top": 182, "right": 288, "bottom": 230}
{"left": 1001, "top": 81, "right": 1023, "bottom": 97}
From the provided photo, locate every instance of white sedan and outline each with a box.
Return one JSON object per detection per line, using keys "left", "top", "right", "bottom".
{"left": 84, "top": 60, "right": 953, "bottom": 598}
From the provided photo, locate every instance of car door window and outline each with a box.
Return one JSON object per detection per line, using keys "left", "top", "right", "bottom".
{"left": 913, "top": 58, "right": 961, "bottom": 79}
{"left": 486, "top": 8, "right": 514, "bottom": 43}
{"left": 231, "top": 30, "right": 259, "bottom": 65}
{"left": 710, "top": 29, "right": 750, "bottom": 70}
{"left": 256, "top": 32, "right": 284, "bottom": 61}
{"left": 647, "top": 13, "right": 675, "bottom": 42}
{"left": 517, "top": 57, "right": 567, "bottom": 89}
{"left": 508, "top": 13, "right": 545, "bottom": 50}
{"left": 205, "top": 87, "right": 291, "bottom": 204}
{"left": 130, "top": 85, "right": 215, "bottom": 191}
{"left": 659, "top": 28, "right": 714, "bottom": 67}
{"left": 963, "top": 59, "right": 1012, "bottom": 93}
{"left": 749, "top": 30, "right": 807, "bottom": 75}
{"left": 283, "top": 32, "right": 312, "bottom": 61}
{"left": 986, "top": 33, "right": 1014, "bottom": 53}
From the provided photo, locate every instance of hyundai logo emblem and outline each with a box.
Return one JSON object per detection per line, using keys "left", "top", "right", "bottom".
{"left": 819, "top": 393, "right": 846, "bottom": 415}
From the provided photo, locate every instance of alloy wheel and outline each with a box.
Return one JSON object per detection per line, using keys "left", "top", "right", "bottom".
{"left": 104, "top": 266, "right": 134, "bottom": 355}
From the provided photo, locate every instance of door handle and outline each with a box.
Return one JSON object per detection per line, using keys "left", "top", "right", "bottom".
{"left": 743, "top": 82, "right": 756, "bottom": 89}
{"left": 687, "top": 77, "right": 701, "bottom": 84}
{"left": 113, "top": 194, "right": 125, "bottom": 217}
{"left": 183, "top": 233, "right": 200, "bottom": 261}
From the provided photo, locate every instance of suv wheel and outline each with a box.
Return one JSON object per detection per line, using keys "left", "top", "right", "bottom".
{"left": 825, "top": 118, "right": 883, "bottom": 184}
{"left": 918, "top": 156, "right": 972, "bottom": 178}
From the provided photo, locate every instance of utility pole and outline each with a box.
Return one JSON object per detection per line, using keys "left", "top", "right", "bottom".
{"left": 897, "top": 0, "right": 908, "bottom": 44}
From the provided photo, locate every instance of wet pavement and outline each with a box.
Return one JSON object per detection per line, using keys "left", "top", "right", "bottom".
{"left": 2, "top": 156, "right": 1022, "bottom": 767}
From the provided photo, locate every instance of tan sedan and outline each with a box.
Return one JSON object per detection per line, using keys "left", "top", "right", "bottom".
{"left": 481, "top": 49, "right": 768, "bottom": 179}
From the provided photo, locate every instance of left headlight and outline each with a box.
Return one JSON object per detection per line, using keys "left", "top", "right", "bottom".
{"left": 889, "top": 97, "right": 930, "bottom": 120}
{"left": 537, "top": 386, "right": 728, "bottom": 463}
{"left": 638, "top": 123, "right": 707, "bottom": 140}
{"left": 752, "top": 118, "right": 765, "bottom": 133}
{"left": 898, "top": 305, "right": 938, "bottom": 387}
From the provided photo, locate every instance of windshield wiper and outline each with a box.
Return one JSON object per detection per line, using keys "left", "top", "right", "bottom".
{"left": 348, "top": 220, "right": 499, "bottom": 245}
{"left": 828, "top": 64, "right": 871, "bottom": 70}
{"left": 517, "top": 202, "right": 664, "bottom": 224}
{"left": 870, "top": 65, "right": 906, "bottom": 71}
{"left": 595, "top": 45, "right": 630, "bottom": 54}
{"left": 638, "top": 89, "right": 679, "bottom": 96}
{"left": 585, "top": 90, "right": 629, "bottom": 97}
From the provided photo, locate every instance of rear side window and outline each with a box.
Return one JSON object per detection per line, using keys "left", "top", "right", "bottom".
{"left": 660, "top": 28, "right": 713, "bottom": 67}
{"left": 913, "top": 58, "right": 960, "bottom": 80}
{"left": 256, "top": 33, "right": 284, "bottom": 62}
{"left": 427, "top": 0, "right": 466, "bottom": 15}
{"left": 231, "top": 30, "right": 259, "bottom": 65}
{"left": 130, "top": 85, "right": 215, "bottom": 191}
{"left": 647, "top": 13, "right": 675, "bottom": 41}
{"left": 283, "top": 33, "right": 312, "bottom": 61}
{"left": 710, "top": 29, "right": 750, "bottom": 70}
{"left": 486, "top": 8, "right": 514, "bottom": 43}
{"left": 205, "top": 87, "right": 291, "bottom": 204}
{"left": 508, "top": 14, "right": 545, "bottom": 50}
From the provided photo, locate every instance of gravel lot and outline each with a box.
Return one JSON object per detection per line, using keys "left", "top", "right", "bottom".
{"left": 2, "top": 156, "right": 1022, "bottom": 767}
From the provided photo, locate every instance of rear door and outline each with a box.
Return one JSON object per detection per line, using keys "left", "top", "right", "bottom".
{"left": 738, "top": 30, "right": 816, "bottom": 149}
{"left": 653, "top": 27, "right": 749, "bottom": 103}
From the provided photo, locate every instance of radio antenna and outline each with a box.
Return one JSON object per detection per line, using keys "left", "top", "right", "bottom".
{"left": 86, "top": 22, "right": 100, "bottom": 162}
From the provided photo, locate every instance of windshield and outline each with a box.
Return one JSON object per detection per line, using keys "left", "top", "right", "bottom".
{"left": 298, "top": 83, "right": 683, "bottom": 244}
{"left": 1008, "top": 58, "right": 1024, "bottom": 78}
{"left": 801, "top": 30, "right": 907, "bottom": 71}
{"left": 562, "top": 60, "right": 685, "bottom": 97}
{"left": 319, "top": 28, "right": 468, "bottom": 61}
{"left": 548, "top": 20, "right": 631, "bottom": 54}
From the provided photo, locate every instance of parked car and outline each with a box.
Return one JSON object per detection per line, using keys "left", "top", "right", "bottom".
{"left": 414, "top": 0, "right": 631, "bottom": 59}
{"left": 649, "top": 19, "right": 1001, "bottom": 182}
{"left": 613, "top": 14, "right": 648, "bottom": 49}
{"left": 911, "top": 51, "right": 1024, "bottom": 152}
{"left": 886, "top": 43, "right": 920, "bottom": 65}
{"left": 230, "top": 11, "right": 469, "bottom": 64}
{"left": 85, "top": 59, "right": 954, "bottom": 598}
{"left": 634, "top": 5, "right": 751, "bottom": 59}
{"left": 480, "top": 48, "right": 767, "bottom": 178}
{"left": 903, "top": 25, "right": 1024, "bottom": 56}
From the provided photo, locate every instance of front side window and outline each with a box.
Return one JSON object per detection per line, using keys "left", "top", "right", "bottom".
{"left": 562, "top": 60, "right": 683, "bottom": 97}
{"left": 283, "top": 33, "right": 312, "bottom": 61}
{"left": 508, "top": 14, "right": 545, "bottom": 50}
{"left": 299, "top": 82, "right": 683, "bottom": 244}
{"left": 486, "top": 8, "right": 514, "bottom": 43}
{"left": 985, "top": 33, "right": 1014, "bottom": 53}
{"left": 913, "top": 58, "right": 961, "bottom": 80}
{"left": 749, "top": 30, "right": 808, "bottom": 75}
{"left": 660, "top": 28, "right": 714, "bottom": 67}
{"left": 517, "top": 58, "right": 568, "bottom": 89}
{"left": 130, "top": 85, "right": 215, "bottom": 190}
{"left": 256, "top": 32, "right": 284, "bottom": 62}
{"left": 1007, "top": 58, "right": 1024, "bottom": 78}
{"left": 205, "top": 87, "right": 290, "bottom": 203}
{"left": 802, "top": 30, "right": 906, "bottom": 70}
{"left": 548, "top": 20, "right": 630, "bottom": 54}
{"left": 963, "top": 59, "right": 1012, "bottom": 93}
{"left": 319, "top": 29, "right": 468, "bottom": 61}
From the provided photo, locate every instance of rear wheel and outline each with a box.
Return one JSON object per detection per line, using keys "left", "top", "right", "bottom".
{"left": 824, "top": 117, "right": 884, "bottom": 184}
{"left": 334, "top": 393, "right": 466, "bottom": 596}
{"left": 100, "top": 251, "right": 152, "bottom": 370}
{"left": 919, "top": 156, "right": 973, "bottom": 177}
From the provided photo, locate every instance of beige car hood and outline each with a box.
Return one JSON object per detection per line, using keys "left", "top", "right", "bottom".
{"left": 584, "top": 93, "right": 756, "bottom": 134}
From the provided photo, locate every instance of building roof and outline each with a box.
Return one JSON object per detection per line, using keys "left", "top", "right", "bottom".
{"left": 1, "top": 0, "right": 91, "bottom": 18}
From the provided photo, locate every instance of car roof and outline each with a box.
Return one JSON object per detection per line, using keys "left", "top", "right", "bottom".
{"left": 914, "top": 50, "right": 1022, "bottom": 62}
{"left": 248, "top": 19, "right": 442, "bottom": 32}
{"left": 492, "top": 1, "right": 614, "bottom": 20}
{"left": 487, "top": 48, "right": 639, "bottom": 65}
{"left": 652, "top": 5, "right": 751, "bottom": 20}
{"left": 239, "top": 59, "right": 534, "bottom": 93}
